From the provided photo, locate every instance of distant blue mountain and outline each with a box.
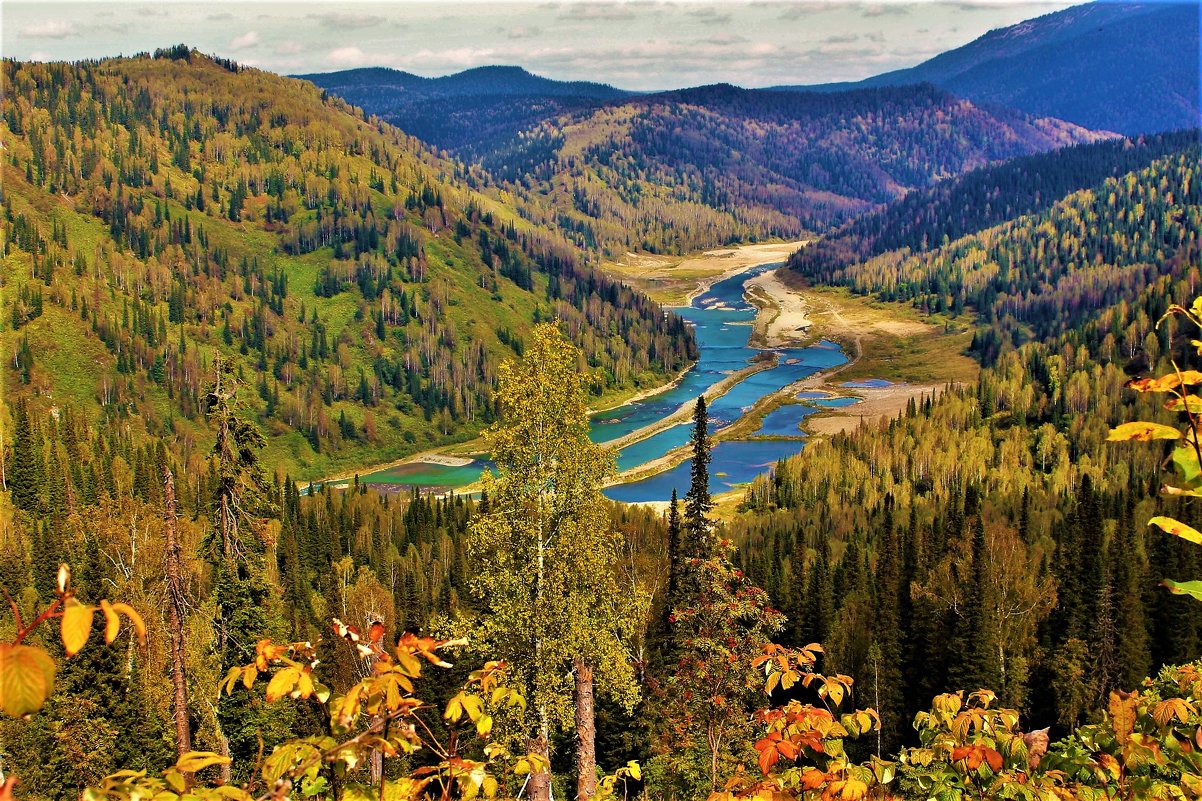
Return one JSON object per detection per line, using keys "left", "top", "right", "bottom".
{"left": 771, "top": 1, "right": 1200, "bottom": 135}
{"left": 294, "top": 65, "right": 634, "bottom": 150}
{"left": 294, "top": 65, "right": 631, "bottom": 107}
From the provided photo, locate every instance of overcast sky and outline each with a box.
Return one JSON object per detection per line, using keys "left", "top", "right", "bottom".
{"left": 3, "top": 1, "right": 1081, "bottom": 90}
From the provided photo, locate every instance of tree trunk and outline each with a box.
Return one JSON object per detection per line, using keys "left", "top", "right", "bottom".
{"left": 163, "top": 468, "right": 193, "bottom": 765}
{"left": 574, "top": 657, "right": 596, "bottom": 801}
{"left": 527, "top": 733, "right": 551, "bottom": 801}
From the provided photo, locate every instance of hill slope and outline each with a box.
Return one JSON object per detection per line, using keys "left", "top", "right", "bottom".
{"left": 738, "top": 143, "right": 1202, "bottom": 746}
{"left": 0, "top": 50, "right": 694, "bottom": 479}
{"left": 778, "top": 1, "right": 1200, "bottom": 135}
{"left": 465, "top": 83, "right": 1106, "bottom": 255}
{"left": 788, "top": 129, "right": 1199, "bottom": 285}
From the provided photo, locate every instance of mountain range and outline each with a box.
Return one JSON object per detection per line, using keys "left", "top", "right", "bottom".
{"left": 774, "top": 1, "right": 1200, "bottom": 135}
{"left": 304, "top": 1, "right": 1197, "bottom": 152}
{"left": 297, "top": 65, "right": 631, "bottom": 152}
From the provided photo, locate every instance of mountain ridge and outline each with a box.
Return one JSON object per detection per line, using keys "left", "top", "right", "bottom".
{"left": 770, "top": 1, "right": 1200, "bottom": 135}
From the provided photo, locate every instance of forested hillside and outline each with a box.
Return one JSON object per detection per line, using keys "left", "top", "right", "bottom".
{"left": 788, "top": 129, "right": 1196, "bottom": 281}
{"left": 737, "top": 142, "right": 1202, "bottom": 751}
{"left": 325, "top": 80, "right": 1103, "bottom": 255}
{"left": 0, "top": 49, "right": 694, "bottom": 478}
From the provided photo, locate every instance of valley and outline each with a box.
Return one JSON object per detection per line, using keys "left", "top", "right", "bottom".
{"left": 336, "top": 241, "right": 977, "bottom": 504}
{"left": 1, "top": 7, "right": 1200, "bottom": 801}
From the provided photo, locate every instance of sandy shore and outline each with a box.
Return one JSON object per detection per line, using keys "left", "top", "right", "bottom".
{"left": 601, "top": 241, "right": 808, "bottom": 306}
{"left": 742, "top": 265, "right": 962, "bottom": 436}
{"left": 745, "top": 268, "right": 813, "bottom": 346}
{"left": 417, "top": 454, "right": 475, "bottom": 467}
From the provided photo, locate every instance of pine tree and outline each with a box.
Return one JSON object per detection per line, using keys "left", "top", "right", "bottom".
{"left": 869, "top": 496, "right": 906, "bottom": 754}
{"left": 203, "top": 357, "right": 287, "bottom": 782}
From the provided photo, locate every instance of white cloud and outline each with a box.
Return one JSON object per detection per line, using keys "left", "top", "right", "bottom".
{"left": 21, "top": 20, "right": 76, "bottom": 39}
{"left": 327, "top": 46, "right": 366, "bottom": 66}
{"left": 276, "top": 41, "right": 305, "bottom": 55}
{"left": 230, "top": 31, "right": 260, "bottom": 51}
{"left": 326, "top": 46, "right": 400, "bottom": 67}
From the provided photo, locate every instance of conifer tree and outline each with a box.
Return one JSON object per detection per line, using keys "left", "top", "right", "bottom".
{"left": 11, "top": 399, "right": 41, "bottom": 513}
{"left": 204, "top": 357, "right": 287, "bottom": 782}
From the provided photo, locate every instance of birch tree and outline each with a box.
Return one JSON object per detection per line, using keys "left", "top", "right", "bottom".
{"left": 467, "top": 323, "right": 644, "bottom": 801}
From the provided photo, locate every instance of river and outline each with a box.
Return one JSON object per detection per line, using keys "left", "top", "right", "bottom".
{"left": 358, "top": 262, "right": 850, "bottom": 502}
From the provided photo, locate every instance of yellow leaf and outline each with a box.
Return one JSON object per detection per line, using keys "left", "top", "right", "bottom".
{"left": 61, "top": 599, "right": 95, "bottom": 657}
{"left": 222, "top": 666, "right": 242, "bottom": 695}
{"left": 175, "top": 751, "right": 231, "bottom": 773}
{"left": 1107, "top": 422, "right": 1181, "bottom": 442}
{"left": 841, "top": 779, "right": 868, "bottom": 800}
{"left": 0, "top": 643, "right": 56, "bottom": 717}
{"left": 164, "top": 770, "right": 186, "bottom": 793}
{"left": 1127, "top": 372, "right": 1202, "bottom": 392}
{"left": 1165, "top": 395, "right": 1202, "bottom": 413}
{"left": 1109, "top": 691, "right": 1138, "bottom": 746}
{"left": 100, "top": 600, "right": 120, "bottom": 645}
{"left": 108, "top": 602, "right": 146, "bottom": 641}
{"left": 1149, "top": 516, "right": 1202, "bottom": 545}
{"left": 295, "top": 670, "right": 314, "bottom": 699}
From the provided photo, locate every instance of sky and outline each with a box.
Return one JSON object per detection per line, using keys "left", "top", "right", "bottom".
{"left": 2, "top": 0, "right": 1082, "bottom": 90}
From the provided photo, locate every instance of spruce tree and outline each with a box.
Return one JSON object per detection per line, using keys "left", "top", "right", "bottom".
{"left": 204, "top": 357, "right": 288, "bottom": 782}
{"left": 682, "top": 395, "right": 714, "bottom": 568}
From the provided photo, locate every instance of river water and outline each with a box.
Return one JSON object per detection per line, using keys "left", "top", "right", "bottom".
{"left": 360, "top": 263, "right": 850, "bottom": 501}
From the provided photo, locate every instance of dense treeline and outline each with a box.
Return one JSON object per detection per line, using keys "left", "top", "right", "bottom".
{"left": 460, "top": 84, "right": 1101, "bottom": 255}
{"left": 733, "top": 143, "right": 1202, "bottom": 752}
{"left": 0, "top": 50, "right": 694, "bottom": 477}
{"left": 788, "top": 129, "right": 1197, "bottom": 280}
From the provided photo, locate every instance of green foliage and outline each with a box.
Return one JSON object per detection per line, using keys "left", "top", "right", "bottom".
{"left": 467, "top": 323, "right": 645, "bottom": 770}
{"left": 85, "top": 633, "right": 555, "bottom": 801}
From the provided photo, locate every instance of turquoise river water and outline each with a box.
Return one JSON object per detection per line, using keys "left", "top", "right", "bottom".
{"left": 359, "top": 263, "right": 860, "bottom": 503}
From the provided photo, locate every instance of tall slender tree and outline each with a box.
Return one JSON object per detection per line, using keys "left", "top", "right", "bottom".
{"left": 663, "top": 489, "right": 681, "bottom": 630}
{"left": 468, "top": 323, "right": 643, "bottom": 801}
{"left": 204, "top": 357, "right": 284, "bottom": 782}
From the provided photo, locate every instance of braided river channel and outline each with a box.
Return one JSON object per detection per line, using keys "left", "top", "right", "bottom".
{"left": 358, "top": 262, "right": 852, "bottom": 503}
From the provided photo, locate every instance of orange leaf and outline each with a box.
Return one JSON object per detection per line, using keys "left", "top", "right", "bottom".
{"left": 798, "top": 768, "right": 827, "bottom": 791}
